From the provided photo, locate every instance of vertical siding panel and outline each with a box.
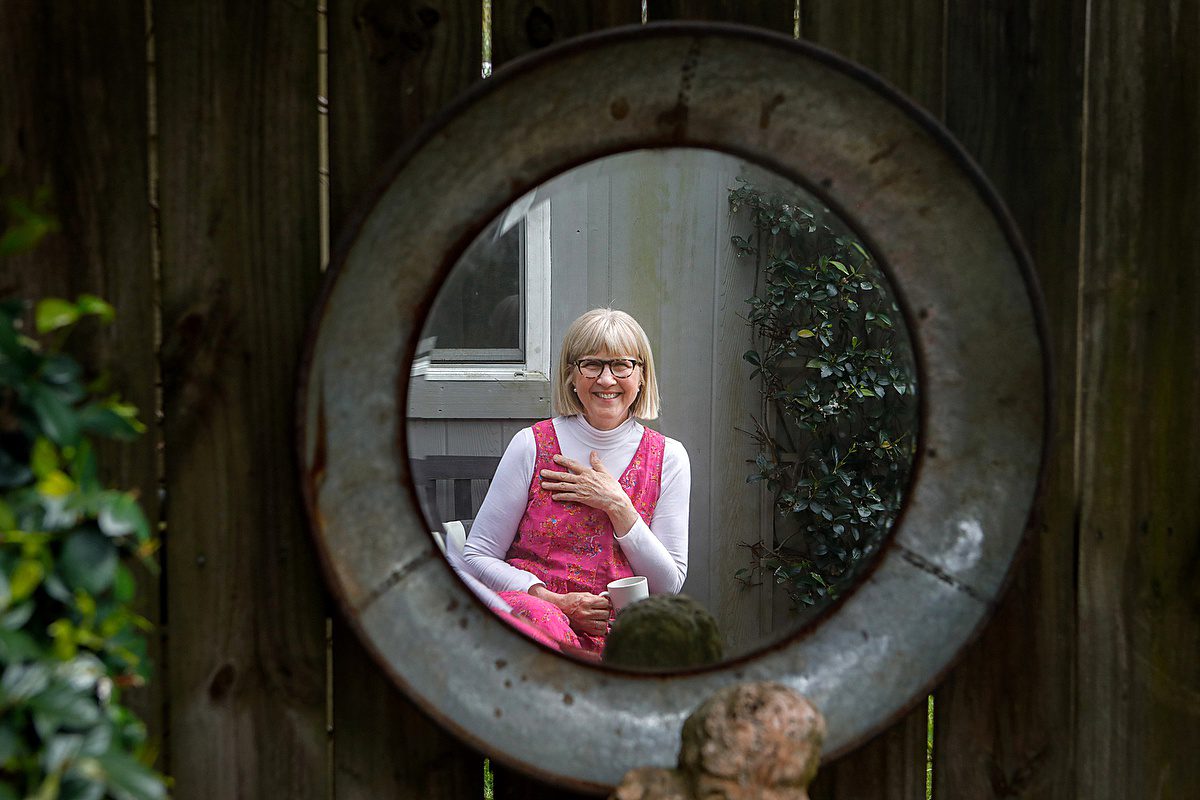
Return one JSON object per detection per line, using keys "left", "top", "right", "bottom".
{"left": 708, "top": 159, "right": 767, "bottom": 650}
{"left": 327, "top": 2, "right": 484, "bottom": 797}
{"left": 549, "top": 180, "right": 592, "bottom": 352}
{"left": 605, "top": 153, "right": 720, "bottom": 620}
{"left": 585, "top": 177, "right": 614, "bottom": 306}
{"left": 155, "top": 1, "right": 325, "bottom": 797}
{"left": 488, "top": 6, "right": 641, "bottom": 797}
{"left": 1074, "top": 1, "right": 1200, "bottom": 796}
{"left": 0, "top": 0, "right": 162, "bottom": 752}
{"left": 933, "top": 1, "right": 1087, "bottom": 797}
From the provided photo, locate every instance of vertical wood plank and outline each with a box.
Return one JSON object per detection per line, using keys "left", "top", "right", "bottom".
{"left": 932, "top": 0, "right": 1087, "bottom": 797}
{"left": 0, "top": 0, "right": 163, "bottom": 754}
{"left": 491, "top": 1, "right": 642, "bottom": 67}
{"left": 799, "top": 0, "right": 944, "bottom": 116}
{"left": 155, "top": 1, "right": 326, "bottom": 797}
{"left": 795, "top": 3, "right": 943, "bottom": 797}
{"left": 489, "top": 6, "right": 640, "bottom": 797}
{"left": 1074, "top": 1, "right": 1200, "bottom": 796}
{"left": 327, "top": 2, "right": 485, "bottom": 799}
{"left": 646, "top": 0, "right": 794, "bottom": 31}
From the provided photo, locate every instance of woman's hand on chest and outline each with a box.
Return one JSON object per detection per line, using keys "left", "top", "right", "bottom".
{"left": 540, "top": 452, "right": 630, "bottom": 514}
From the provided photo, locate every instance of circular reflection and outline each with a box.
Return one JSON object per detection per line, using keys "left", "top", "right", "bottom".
{"left": 407, "top": 148, "right": 918, "bottom": 668}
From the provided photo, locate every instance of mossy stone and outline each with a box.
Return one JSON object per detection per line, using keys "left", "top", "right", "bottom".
{"left": 602, "top": 594, "right": 723, "bottom": 670}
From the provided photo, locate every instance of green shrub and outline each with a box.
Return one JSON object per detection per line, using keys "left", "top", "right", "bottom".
{"left": 729, "top": 180, "right": 918, "bottom": 611}
{"left": 0, "top": 295, "right": 166, "bottom": 800}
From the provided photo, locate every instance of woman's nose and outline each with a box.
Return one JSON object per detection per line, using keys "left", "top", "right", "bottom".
{"left": 595, "top": 367, "right": 618, "bottom": 385}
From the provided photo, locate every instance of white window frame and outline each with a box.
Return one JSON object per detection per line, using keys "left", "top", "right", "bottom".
{"left": 408, "top": 199, "right": 553, "bottom": 418}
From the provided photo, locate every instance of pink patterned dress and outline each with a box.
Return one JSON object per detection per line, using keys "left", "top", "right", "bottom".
{"left": 499, "top": 418, "right": 666, "bottom": 653}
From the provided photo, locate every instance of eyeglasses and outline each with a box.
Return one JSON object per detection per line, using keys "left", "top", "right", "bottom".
{"left": 572, "top": 358, "right": 641, "bottom": 379}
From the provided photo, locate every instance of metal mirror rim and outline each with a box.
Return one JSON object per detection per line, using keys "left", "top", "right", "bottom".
{"left": 296, "top": 22, "right": 1050, "bottom": 793}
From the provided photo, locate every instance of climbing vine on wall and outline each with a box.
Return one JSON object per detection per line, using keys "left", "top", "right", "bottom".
{"left": 729, "top": 179, "right": 918, "bottom": 611}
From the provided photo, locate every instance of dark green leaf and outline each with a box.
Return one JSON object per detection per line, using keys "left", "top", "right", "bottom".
{"left": 44, "top": 733, "right": 84, "bottom": 773}
{"left": 77, "top": 405, "right": 143, "bottom": 441}
{"left": 97, "top": 493, "right": 149, "bottom": 542}
{"left": 59, "top": 776, "right": 106, "bottom": 800}
{"left": 59, "top": 530, "right": 118, "bottom": 595}
{"left": 95, "top": 750, "right": 167, "bottom": 800}
{"left": 1, "top": 662, "right": 52, "bottom": 702}
{"left": 0, "top": 627, "right": 42, "bottom": 661}
{"left": 28, "top": 383, "right": 81, "bottom": 446}
{"left": 30, "top": 681, "right": 102, "bottom": 739}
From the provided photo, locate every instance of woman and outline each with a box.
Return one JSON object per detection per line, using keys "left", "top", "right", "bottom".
{"left": 462, "top": 308, "right": 690, "bottom": 653}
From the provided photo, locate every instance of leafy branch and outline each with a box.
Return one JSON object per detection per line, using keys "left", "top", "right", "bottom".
{"left": 0, "top": 292, "right": 166, "bottom": 800}
{"left": 730, "top": 179, "right": 918, "bottom": 610}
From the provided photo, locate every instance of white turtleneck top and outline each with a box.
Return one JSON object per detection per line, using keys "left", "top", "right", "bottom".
{"left": 461, "top": 415, "right": 690, "bottom": 595}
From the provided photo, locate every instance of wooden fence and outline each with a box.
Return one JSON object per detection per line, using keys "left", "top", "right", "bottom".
{"left": 1, "top": 1, "right": 1196, "bottom": 798}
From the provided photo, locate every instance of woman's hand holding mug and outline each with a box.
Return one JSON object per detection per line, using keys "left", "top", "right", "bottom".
{"left": 529, "top": 585, "right": 612, "bottom": 636}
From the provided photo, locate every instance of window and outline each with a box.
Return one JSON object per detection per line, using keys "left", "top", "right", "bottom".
{"left": 409, "top": 198, "right": 552, "bottom": 418}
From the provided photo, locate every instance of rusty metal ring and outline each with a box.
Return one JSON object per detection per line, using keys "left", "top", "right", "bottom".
{"left": 298, "top": 22, "right": 1049, "bottom": 793}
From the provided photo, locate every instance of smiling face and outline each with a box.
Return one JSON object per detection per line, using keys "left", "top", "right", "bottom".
{"left": 572, "top": 353, "right": 642, "bottom": 431}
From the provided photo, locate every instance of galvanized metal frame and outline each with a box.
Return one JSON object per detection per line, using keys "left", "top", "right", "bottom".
{"left": 298, "top": 23, "right": 1049, "bottom": 793}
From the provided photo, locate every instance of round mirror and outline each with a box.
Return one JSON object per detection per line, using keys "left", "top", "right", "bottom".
{"left": 408, "top": 147, "right": 920, "bottom": 666}
{"left": 299, "top": 22, "right": 1047, "bottom": 793}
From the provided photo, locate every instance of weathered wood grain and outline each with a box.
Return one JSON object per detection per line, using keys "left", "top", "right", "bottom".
{"left": 0, "top": 0, "right": 163, "bottom": 755}
{"left": 488, "top": 5, "right": 642, "bottom": 797}
{"left": 799, "top": 0, "right": 944, "bottom": 116}
{"left": 491, "top": 1, "right": 643, "bottom": 67}
{"left": 809, "top": 706, "right": 929, "bottom": 800}
{"left": 797, "top": 2, "right": 943, "bottom": 797}
{"left": 329, "top": 0, "right": 483, "bottom": 230}
{"left": 1074, "top": 1, "right": 1200, "bottom": 796}
{"left": 933, "top": 0, "right": 1087, "bottom": 797}
{"left": 327, "top": 2, "right": 486, "bottom": 798}
{"left": 155, "top": 1, "right": 326, "bottom": 797}
{"left": 646, "top": 0, "right": 795, "bottom": 32}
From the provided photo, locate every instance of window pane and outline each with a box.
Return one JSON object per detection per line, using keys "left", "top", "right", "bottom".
{"left": 426, "top": 216, "right": 523, "bottom": 361}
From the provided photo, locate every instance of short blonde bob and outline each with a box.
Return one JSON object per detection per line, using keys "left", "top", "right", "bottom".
{"left": 553, "top": 308, "right": 660, "bottom": 420}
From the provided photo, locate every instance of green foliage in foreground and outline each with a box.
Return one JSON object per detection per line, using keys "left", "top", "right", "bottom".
{"left": 730, "top": 180, "right": 918, "bottom": 610}
{"left": 0, "top": 295, "right": 166, "bottom": 800}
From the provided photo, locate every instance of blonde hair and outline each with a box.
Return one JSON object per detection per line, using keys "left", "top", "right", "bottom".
{"left": 553, "top": 308, "right": 660, "bottom": 420}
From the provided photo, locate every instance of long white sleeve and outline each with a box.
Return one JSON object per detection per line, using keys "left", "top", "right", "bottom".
{"left": 460, "top": 416, "right": 691, "bottom": 595}
{"left": 459, "top": 428, "right": 543, "bottom": 593}
{"left": 614, "top": 438, "right": 689, "bottom": 593}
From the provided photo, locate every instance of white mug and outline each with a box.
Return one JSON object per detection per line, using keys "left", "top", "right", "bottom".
{"left": 600, "top": 576, "right": 649, "bottom": 612}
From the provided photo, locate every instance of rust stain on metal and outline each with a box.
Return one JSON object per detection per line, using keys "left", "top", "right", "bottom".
{"left": 759, "top": 93, "right": 785, "bottom": 129}
{"left": 657, "top": 39, "right": 702, "bottom": 138}
{"left": 358, "top": 550, "right": 438, "bottom": 612}
{"left": 868, "top": 140, "right": 900, "bottom": 164}
{"left": 896, "top": 544, "right": 991, "bottom": 604}
{"left": 308, "top": 382, "right": 329, "bottom": 495}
